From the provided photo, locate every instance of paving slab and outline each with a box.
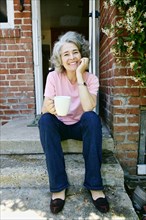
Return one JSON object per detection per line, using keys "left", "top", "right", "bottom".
{"left": 0, "top": 153, "right": 124, "bottom": 190}
{"left": 0, "top": 186, "right": 138, "bottom": 220}
{"left": 0, "top": 118, "right": 114, "bottom": 154}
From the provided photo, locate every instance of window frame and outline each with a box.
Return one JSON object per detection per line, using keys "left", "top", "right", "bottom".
{"left": 0, "top": 0, "right": 14, "bottom": 29}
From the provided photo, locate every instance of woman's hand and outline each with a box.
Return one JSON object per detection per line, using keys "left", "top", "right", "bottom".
{"left": 41, "top": 97, "right": 57, "bottom": 115}
{"left": 76, "top": 57, "right": 89, "bottom": 75}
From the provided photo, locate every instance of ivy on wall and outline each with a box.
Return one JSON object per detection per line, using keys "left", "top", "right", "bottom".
{"left": 102, "top": 0, "right": 146, "bottom": 86}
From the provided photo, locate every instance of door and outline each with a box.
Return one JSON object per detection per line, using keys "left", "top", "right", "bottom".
{"left": 32, "top": 0, "right": 99, "bottom": 115}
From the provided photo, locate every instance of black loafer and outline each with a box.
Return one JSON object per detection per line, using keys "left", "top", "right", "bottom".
{"left": 92, "top": 197, "right": 109, "bottom": 213}
{"left": 50, "top": 198, "right": 65, "bottom": 214}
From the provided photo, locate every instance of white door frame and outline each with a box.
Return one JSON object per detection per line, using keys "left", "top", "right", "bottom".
{"left": 89, "top": 0, "right": 100, "bottom": 113}
{"left": 32, "top": 0, "right": 43, "bottom": 115}
{"left": 32, "top": 0, "right": 99, "bottom": 115}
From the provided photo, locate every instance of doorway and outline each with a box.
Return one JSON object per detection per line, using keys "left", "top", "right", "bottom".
{"left": 40, "top": 0, "right": 89, "bottom": 91}
{"left": 32, "top": 0, "right": 100, "bottom": 114}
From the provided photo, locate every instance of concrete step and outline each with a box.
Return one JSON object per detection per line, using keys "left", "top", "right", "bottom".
{"left": 0, "top": 119, "right": 138, "bottom": 219}
{"left": 0, "top": 153, "right": 138, "bottom": 220}
{"left": 1, "top": 152, "right": 123, "bottom": 189}
{"left": 1, "top": 118, "right": 114, "bottom": 154}
{"left": 1, "top": 186, "right": 138, "bottom": 220}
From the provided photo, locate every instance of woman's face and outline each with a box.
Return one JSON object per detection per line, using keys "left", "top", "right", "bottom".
{"left": 60, "top": 42, "right": 81, "bottom": 73}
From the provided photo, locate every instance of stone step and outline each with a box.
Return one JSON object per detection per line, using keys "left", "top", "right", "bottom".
{"left": 1, "top": 118, "right": 114, "bottom": 154}
{"left": 1, "top": 152, "right": 124, "bottom": 189}
{"left": 0, "top": 119, "right": 138, "bottom": 219}
{"left": 0, "top": 153, "right": 139, "bottom": 219}
{"left": 1, "top": 186, "right": 138, "bottom": 220}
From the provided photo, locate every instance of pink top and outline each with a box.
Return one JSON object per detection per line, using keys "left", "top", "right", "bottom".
{"left": 44, "top": 71, "right": 99, "bottom": 125}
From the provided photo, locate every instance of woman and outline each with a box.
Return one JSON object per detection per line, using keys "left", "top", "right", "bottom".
{"left": 39, "top": 31, "right": 109, "bottom": 214}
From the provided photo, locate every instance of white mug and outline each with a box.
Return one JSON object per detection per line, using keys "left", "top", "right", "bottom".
{"left": 54, "top": 96, "right": 71, "bottom": 116}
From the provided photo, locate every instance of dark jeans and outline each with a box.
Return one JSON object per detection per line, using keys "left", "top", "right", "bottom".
{"left": 38, "top": 111, "right": 104, "bottom": 192}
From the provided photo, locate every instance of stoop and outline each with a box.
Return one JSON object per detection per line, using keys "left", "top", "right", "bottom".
{"left": 0, "top": 118, "right": 138, "bottom": 220}
{"left": 1, "top": 118, "right": 114, "bottom": 154}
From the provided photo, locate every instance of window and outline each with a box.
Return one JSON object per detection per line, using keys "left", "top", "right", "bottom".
{"left": 0, "top": 0, "right": 14, "bottom": 29}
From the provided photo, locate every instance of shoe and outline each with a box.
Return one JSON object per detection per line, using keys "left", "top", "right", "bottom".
{"left": 50, "top": 198, "right": 65, "bottom": 214}
{"left": 92, "top": 197, "right": 109, "bottom": 213}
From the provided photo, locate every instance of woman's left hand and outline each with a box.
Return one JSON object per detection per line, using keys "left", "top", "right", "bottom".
{"left": 76, "top": 57, "right": 89, "bottom": 75}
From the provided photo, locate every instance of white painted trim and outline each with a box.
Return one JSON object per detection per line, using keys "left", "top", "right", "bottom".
{"left": 89, "top": 0, "right": 93, "bottom": 73}
{"left": 89, "top": 0, "right": 100, "bottom": 113}
{"left": 31, "top": 0, "right": 43, "bottom": 114}
{"left": 0, "top": 0, "right": 14, "bottom": 29}
{"left": 137, "top": 164, "right": 146, "bottom": 175}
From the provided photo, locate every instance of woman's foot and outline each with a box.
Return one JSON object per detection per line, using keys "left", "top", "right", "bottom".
{"left": 52, "top": 189, "right": 66, "bottom": 200}
{"left": 90, "top": 190, "right": 105, "bottom": 200}
{"left": 90, "top": 190, "right": 109, "bottom": 213}
{"left": 50, "top": 189, "right": 66, "bottom": 214}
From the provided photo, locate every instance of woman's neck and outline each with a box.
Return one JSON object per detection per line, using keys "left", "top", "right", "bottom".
{"left": 66, "top": 71, "right": 77, "bottom": 84}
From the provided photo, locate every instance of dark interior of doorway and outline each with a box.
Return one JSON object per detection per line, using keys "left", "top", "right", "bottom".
{"left": 40, "top": 0, "right": 89, "bottom": 91}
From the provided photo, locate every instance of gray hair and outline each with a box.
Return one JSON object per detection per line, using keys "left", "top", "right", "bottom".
{"left": 50, "top": 31, "right": 90, "bottom": 73}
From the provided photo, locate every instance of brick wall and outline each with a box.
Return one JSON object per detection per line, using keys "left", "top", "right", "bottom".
{"left": 99, "top": 1, "right": 146, "bottom": 174}
{"left": 0, "top": 0, "right": 35, "bottom": 124}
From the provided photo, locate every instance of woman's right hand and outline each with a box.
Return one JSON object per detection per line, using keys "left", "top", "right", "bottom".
{"left": 41, "top": 97, "right": 57, "bottom": 115}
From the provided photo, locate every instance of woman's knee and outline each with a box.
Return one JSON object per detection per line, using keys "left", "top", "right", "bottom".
{"left": 81, "top": 111, "right": 101, "bottom": 126}
{"left": 81, "top": 111, "right": 100, "bottom": 121}
{"left": 38, "top": 113, "right": 55, "bottom": 127}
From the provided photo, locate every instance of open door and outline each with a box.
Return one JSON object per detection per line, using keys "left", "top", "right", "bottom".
{"left": 32, "top": 0, "right": 99, "bottom": 115}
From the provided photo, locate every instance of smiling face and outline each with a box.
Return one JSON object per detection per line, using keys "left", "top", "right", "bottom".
{"left": 60, "top": 42, "right": 81, "bottom": 73}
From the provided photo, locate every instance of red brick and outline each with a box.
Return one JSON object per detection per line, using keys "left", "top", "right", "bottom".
{"left": 23, "top": 19, "right": 32, "bottom": 25}
{"left": 112, "top": 99, "right": 125, "bottom": 105}
{"left": 113, "top": 107, "right": 140, "bottom": 115}
{"left": 14, "top": 19, "right": 22, "bottom": 25}
{"left": 0, "top": 58, "right": 8, "bottom": 62}
{"left": 114, "top": 125, "right": 139, "bottom": 133}
{"left": 7, "top": 64, "right": 16, "bottom": 69}
{"left": 10, "top": 69, "right": 25, "bottom": 74}
{"left": 22, "top": 31, "right": 32, "bottom": 37}
{"left": 14, "top": 12, "right": 31, "bottom": 18}
{"left": 112, "top": 88, "right": 140, "bottom": 96}
{"left": 140, "top": 88, "right": 146, "bottom": 96}
{"left": 4, "top": 110, "right": 20, "bottom": 115}
{"left": 10, "top": 81, "right": 26, "bottom": 86}
{"left": 115, "top": 143, "right": 138, "bottom": 151}
{"left": 17, "top": 63, "right": 32, "bottom": 68}
{"left": 0, "top": 75, "right": 5, "bottom": 80}
{"left": 127, "top": 134, "right": 139, "bottom": 142}
{"left": 114, "top": 135, "right": 125, "bottom": 142}
{"left": 0, "top": 64, "right": 6, "bottom": 68}
{"left": 127, "top": 78, "right": 142, "bottom": 86}
{"left": 127, "top": 116, "right": 140, "bottom": 123}
{"left": 27, "top": 104, "right": 35, "bottom": 109}
{"left": 7, "top": 99, "right": 18, "bottom": 103}
{"left": 113, "top": 116, "right": 125, "bottom": 123}
{"left": 20, "top": 110, "right": 34, "bottom": 114}
{"left": 21, "top": 25, "right": 32, "bottom": 31}
{"left": 126, "top": 151, "right": 138, "bottom": 159}
{"left": 128, "top": 97, "right": 146, "bottom": 105}
{"left": 0, "top": 81, "right": 9, "bottom": 86}
{"left": 6, "top": 75, "right": 17, "bottom": 80}
{"left": 113, "top": 78, "right": 126, "bottom": 86}
{"left": 0, "top": 69, "right": 9, "bottom": 74}
{"left": 113, "top": 68, "right": 127, "bottom": 77}
{"left": 9, "top": 58, "right": 17, "bottom": 62}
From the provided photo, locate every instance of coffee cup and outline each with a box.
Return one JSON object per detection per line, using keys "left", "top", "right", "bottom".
{"left": 54, "top": 96, "right": 71, "bottom": 116}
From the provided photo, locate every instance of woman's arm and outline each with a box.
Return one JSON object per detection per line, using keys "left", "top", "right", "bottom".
{"left": 76, "top": 58, "right": 97, "bottom": 111}
{"left": 41, "top": 97, "right": 57, "bottom": 115}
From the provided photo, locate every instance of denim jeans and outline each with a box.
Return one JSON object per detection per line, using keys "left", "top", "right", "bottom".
{"left": 38, "top": 111, "right": 104, "bottom": 192}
